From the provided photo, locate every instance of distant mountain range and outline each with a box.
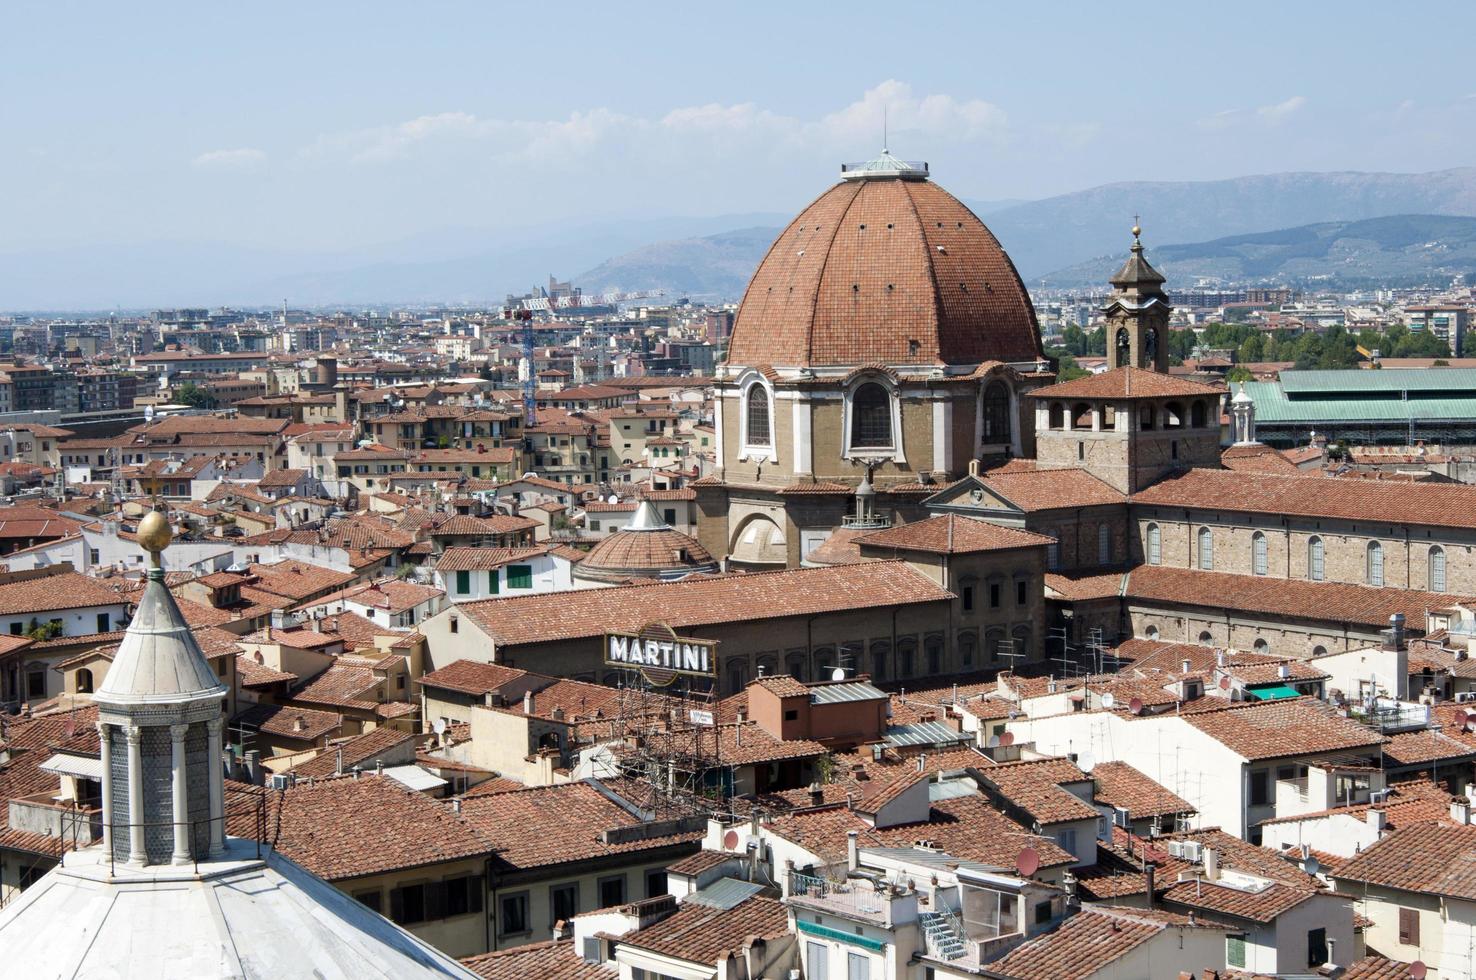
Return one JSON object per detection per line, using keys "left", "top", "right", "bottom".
{"left": 1037, "top": 214, "right": 1476, "bottom": 289}
{"left": 7, "top": 168, "right": 1476, "bottom": 309}
{"left": 577, "top": 227, "right": 780, "bottom": 302}
{"left": 983, "top": 167, "right": 1476, "bottom": 280}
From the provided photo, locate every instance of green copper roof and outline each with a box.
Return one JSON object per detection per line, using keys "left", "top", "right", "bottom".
{"left": 1278, "top": 368, "right": 1476, "bottom": 394}
{"left": 1244, "top": 380, "right": 1476, "bottom": 424}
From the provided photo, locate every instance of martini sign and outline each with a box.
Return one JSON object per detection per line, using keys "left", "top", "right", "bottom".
{"left": 605, "top": 623, "right": 717, "bottom": 686}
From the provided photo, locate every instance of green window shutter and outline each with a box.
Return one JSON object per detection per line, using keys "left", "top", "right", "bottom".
{"left": 1227, "top": 936, "right": 1246, "bottom": 968}
{"left": 455, "top": 570, "right": 470, "bottom": 594}
{"left": 488, "top": 570, "right": 499, "bottom": 594}
{"left": 508, "top": 565, "right": 533, "bottom": 589}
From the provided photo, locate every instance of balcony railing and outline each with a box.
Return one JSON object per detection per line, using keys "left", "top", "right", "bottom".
{"left": 786, "top": 871, "right": 905, "bottom": 925}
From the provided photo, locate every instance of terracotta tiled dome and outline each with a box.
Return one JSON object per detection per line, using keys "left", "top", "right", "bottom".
{"left": 574, "top": 500, "right": 719, "bottom": 584}
{"left": 726, "top": 154, "right": 1042, "bottom": 369}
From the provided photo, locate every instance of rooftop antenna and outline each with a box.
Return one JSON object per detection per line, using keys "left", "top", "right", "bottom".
{"left": 883, "top": 106, "right": 888, "bottom": 153}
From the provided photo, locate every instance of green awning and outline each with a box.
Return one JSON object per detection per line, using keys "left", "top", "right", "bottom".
{"left": 1247, "top": 684, "right": 1300, "bottom": 701}
{"left": 795, "top": 920, "right": 887, "bottom": 951}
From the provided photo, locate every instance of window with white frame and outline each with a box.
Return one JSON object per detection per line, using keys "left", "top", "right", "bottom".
{"left": 1197, "top": 526, "right": 1214, "bottom": 570}
{"left": 1308, "top": 537, "right": 1325, "bottom": 581}
{"left": 1252, "top": 531, "right": 1267, "bottom": 576}
{"left": 849, "top": 382, "right": 893, "bottom": 450}
{"left": 1367, "top": 541, "right": 1384, "bottom": 587}
{"left": 743, "top": 381, "right": 771, "bottom": 447}
{"left": 1147, "top": 523, "right": 1161, "bottom": 565}
{"left": 1430, "top": 546, "right": 1447, "bottom": 592}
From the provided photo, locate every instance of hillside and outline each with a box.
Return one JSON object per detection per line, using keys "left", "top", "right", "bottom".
{"left": 576, "top": 227, "right": 780, "bottom": 301}
{"left": 9, "top": 169, "right": 1476, "bottom": 309}
{"left": 984, "top": 167, "right": 1476, "bottom": 279}
{"left": 1037, "top": 214, "right": 1476, "bottom": 289}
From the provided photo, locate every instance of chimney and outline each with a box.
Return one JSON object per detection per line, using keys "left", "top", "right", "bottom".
{"left": 1452, "top": 797, "right": 1472, "bottom": 825}
{"left": 1367, "top": 807, "right": 1387, "bottom": 835}
{"left": 1203, "top": 847, "right": 1219, "bottom": 881}
{"left": 1278, "top": 663, "right": 1290, "bottom": 680}
{"left": 1384, "top": 613, "right": 1406, "bottom": 651}
{"left": 916, "top": 753, "right": 926, "bottom": 773}
{"left": 523, "top": 690, "right": 535, "bottom": 715}
{"left": 1144, "top": 864, "right": 1155, "bottom": 908}
{"left": 1216, "top": 650, "right": 1227, "bottom": 668}
{"left": 452, "top": 797, "right": 462, "bottom": 815}
{"left": 1181, "top": 659, "right": 1192, "bottom": 675}
{"left": 736, "top": 707, "right": 747, "bottom": 725}
{"left": 846, "top": 830, "right": 859, "bottom": 872}
{"left": 292, "top": 714, "right": 305, "bottom": 733}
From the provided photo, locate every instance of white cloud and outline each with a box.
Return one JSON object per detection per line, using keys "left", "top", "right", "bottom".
{"left": 302, "top": 81, "right": 1013, "bottom": 171}
{"left": 1196, "top": 108, "right": 1244, "bottom": 131}
{"left": 1255, "top": 95, "right": 1307, "bottom": 123}
{"left": 191, "top": 147, "right": 265, "bottom": 168}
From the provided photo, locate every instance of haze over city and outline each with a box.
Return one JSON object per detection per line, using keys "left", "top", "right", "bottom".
{"left": 5, "top": 1, "right": 1476, "bottom": 306}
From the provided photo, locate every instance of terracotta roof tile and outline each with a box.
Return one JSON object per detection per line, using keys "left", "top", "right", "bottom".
{"left": 460, "top": 939, "right": 608, "bottom": 980}
{"left": 1335, "top": 822, "right": 1476, "bottom": 900}
{"left": 232, "top": 702, "right": 343, "bottom": 741}
{"left": 457, "top": 562, "right": 952, "bottom": 647}
{"left": 1031, "top": 366, "right": 1225, "bottom": 401}
{"left": 1184, "top": 698, "right": 1385, "bottom": 761}
{"left": 618, "top": 895, "right": 787, "bottom": 965}
{"left": 1125, "top": 565, "right": 1466, "bottom": 633}
{"left": 979, "top": 467, "right": 1125, "bottom": 511}
{"left": 1091, "top": 761, "right": 1196, "bottom": 820}
{"left": 291, "top": 727, "right": 413, "bottom": 778}
{"left": 726, "top": 176, "right": 1042, "bottom": 368}
{"left": 232, "top": 776, "right": 490, "bottom": 880}
{"left": 857, "top": 514, "right": 1054, "bottom": 555}
{"left": 458, "top": 782, "right": 701, "bottom": 870}
{"left": 1134, "top": 466, "right": 1476, "bottom": 531}
{"left": 987, "top": 905, "right": 1228, "bottom": 980}
{"left": 419, "top": 660, "right": 528, "bottom": 696}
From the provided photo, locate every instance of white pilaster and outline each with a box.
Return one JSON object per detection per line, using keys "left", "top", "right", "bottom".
{"left": 125, "top": 725, "right": 145, "bottom": 863}
{"left": 206, "top": 717, "right": 225, "bottom": 856}
{"left": 170, "top": 723, "right": 192, "bottom": 865}
{"left": 933, "top": 398, "right": 954, "bottom": 474}
{"left": 96, "top": 723, "right": 112, "bottom": 851}
{"left": 712, "top": 389, "right": 724, "bottom": 472}
{"left": 791, "top": 393, "right": 812, "bottom": 476}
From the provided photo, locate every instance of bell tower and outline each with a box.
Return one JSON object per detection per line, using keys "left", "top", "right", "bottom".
{"left": 1104, "top": 222, "right": 1171, "bottom": 373}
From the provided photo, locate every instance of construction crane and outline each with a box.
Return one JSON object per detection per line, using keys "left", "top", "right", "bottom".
{"left": 502, "top": 306, "right": 538, "bottom": 428}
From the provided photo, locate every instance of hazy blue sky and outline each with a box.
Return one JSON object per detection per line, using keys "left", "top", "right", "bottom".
{"left": 4, "top": 1, "right": 1475, "bottom": 252}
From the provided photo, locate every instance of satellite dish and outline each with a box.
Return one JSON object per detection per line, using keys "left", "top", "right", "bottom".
{"left": 1409, "top": 962, "right": 1428, "bottom": 980}
{"left": 1000, "top": 731, "right": 1015, "bottom": 747}
{"left": 1100, "top": 692, "right": 1116, "bottom": 710}
{"left": 1129, "top": 697, "right": 1144, "bottom": 715}
{"left": 1077, "top": 750, "right": 1095, "bottom": 773}
{"left": 831, "top": 667, "right": 847, "bottom": 682}
{"left": 987, "top": 734, "right": 1001, "bottom": 748}
{"left": 1219, "top": 676, "right": 1231, "bottom": 690}
{"left": 1015, "top": 847, "right": 1040, "bottom": 878}
{"left": 1304, "top": 856, "right": 1321, "bottom": 876}
{"left": 432, "top": 718, "right": 447, "bottom": 736}
{"left": 722, "top": 830, "right": 740, "bottom": 850}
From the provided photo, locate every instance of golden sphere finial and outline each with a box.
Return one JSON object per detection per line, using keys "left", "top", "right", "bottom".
{"left": 137, "top": 509, "right": 173, "bottom": 565}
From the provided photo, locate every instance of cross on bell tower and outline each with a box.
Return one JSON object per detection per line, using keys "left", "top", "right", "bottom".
{"left": 1103, "top": 219, "right": 1171, "bottom": 373}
